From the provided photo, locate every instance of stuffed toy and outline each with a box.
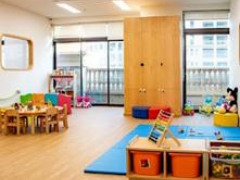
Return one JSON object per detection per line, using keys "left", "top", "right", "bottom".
{"left": 215, "top": 87, "right": 238, "bottom": 114}
{"left": 199, "top": 95, "right": 213, "bottom": 116}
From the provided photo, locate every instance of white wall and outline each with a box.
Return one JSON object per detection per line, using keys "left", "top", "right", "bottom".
{"left": 0, "top": 2, "right": 53, "bottom": 106}
{"left": 230, "top": 0, "right": 240, "bottom": 113}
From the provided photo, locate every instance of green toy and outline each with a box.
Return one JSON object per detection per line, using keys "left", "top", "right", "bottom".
{"left": 182, "top": 101, "right": 194, "bottom": 116}
{"left": 199, "top": 95, "right": 213, "bottom": 116}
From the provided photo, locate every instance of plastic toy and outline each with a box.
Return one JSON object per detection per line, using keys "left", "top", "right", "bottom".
{"left": 76, "top": 95, "right": 92, "bottom": 108}
{"left": 178, "top": 128, "right": 184, "bottom": 134}
{"left": 215, "top": 95, "right": 226, "bottom": 107}
{"left": 214, "top": 131, "right": 223, "bottom": 140}
{"left": 215, "top": 87, "right": 238, "bottom": 114}
{"left": 189, "top": 128, "right": 196, "bottom": 136}
{"left": 76, "top": 96, "right": 83, "bottom": 108}
{"left": 182, "top": 101, "right": 194, "bottom": 116}
{"left": 83, "top": 96, "right": 91, "bottom": 108}
{"left": 199, "top": 95, "right": 213, "bottom": 116}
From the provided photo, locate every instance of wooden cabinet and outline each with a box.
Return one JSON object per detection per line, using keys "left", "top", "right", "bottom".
{"left": 124, "top": 16, "right": 181, "bottom": 116}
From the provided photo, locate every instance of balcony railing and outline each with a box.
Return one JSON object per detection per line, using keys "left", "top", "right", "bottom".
{"left": 84, "top": 68, "right": 124, "bottom": 94}
{"left": 63, "top": 66, "right": 228, "bottom": 105}
{"left": 83, "top": 68, "right": 124, "bottom": 104}
{"left": 186, "top": 67, "right": 229, "bottom": 106}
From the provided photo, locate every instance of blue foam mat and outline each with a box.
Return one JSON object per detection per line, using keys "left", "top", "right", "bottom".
{"left": 84, "top": 124, "right": 240, "bottom": 175}
{"left": 84, "top": 149, "right": 126, "bottom": 175}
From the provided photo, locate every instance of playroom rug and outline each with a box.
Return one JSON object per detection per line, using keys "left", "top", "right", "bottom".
{"left": 84, "top": 124, "right": 240, "bottom": 175}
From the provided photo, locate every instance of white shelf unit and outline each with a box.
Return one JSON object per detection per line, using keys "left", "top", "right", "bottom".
{"left": 48, "top": 74, "right": 77, "bottom": 107}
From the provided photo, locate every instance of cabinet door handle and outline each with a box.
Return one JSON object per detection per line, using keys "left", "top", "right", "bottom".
{"left": 161, "top": 89, "right": 165, "bottom": 93}
{"left": 142, "top": 88, "right": 146, "bottom": 93}
{"left": 160, "top": 62, "right": 164, "bottom": 66}
{"left": 140, "top": 63, "right": 144, "bottom": 67}
{"left": 139, "top": 88, "right": 142, "bottom": 93}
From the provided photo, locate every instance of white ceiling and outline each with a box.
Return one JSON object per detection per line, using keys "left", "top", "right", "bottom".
{"left": 0, "top": 0, "right": 230, "bottom": 19}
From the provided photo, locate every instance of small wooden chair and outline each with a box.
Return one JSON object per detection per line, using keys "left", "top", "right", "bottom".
{"left": 39, "top": 107, "right": 59, "bottom": 133}
{"left": 58, "top": 104, "right": 68, "bottom": 129}
{"left": 0, "top": 110, "right": 2, "bottom": 134}
{"left": 4, "top": 109, "right": 27, "bottom": 135}
{"left": 32, "top": 93, "right": 45, "bottom": 106}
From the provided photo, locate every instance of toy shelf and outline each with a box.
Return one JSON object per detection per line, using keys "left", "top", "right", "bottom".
{"left": 166, "top": 175, "right": 203, "bottom": 180}
{"left": 127, "top": 137, "right": 206, "bottom": 180}
{"left": 205, "top": 140, "right": 240, "bottom": 180}
{"left": 48, "top": 74, "right": 77, "bottom": 106}
{"left": 128, "top": 173, "right": 164, "bottom": 180}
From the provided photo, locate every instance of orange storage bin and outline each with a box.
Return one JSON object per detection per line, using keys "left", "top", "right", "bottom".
{"left": 131, "top": 151, "right": 162, "bottom": 176}
{"left": 169, "top": 153, "right": 201, "bottom": 178}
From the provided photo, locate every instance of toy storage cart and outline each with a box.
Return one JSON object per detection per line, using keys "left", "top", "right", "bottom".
{"left": 206, "top": 140, "right": 240, "bottom": 180}
{"left": 127, "top": 137, "right": 207, "bottom": 180}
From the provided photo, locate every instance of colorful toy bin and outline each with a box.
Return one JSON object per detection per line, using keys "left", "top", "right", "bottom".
{"left": 211, "top": 153, "right": 240, "bottom": 179}
{"left": 209, "top": 141, "right": 240, "bottom": 179}
{"left": 130, "top": 151, "right": 162, "bottom": 176}
{"left": 169, "top": 153, "right": 202, "bottom": 178}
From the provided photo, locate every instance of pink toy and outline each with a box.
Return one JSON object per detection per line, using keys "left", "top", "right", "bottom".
{"left": 83, "top": 96, "right": 91, "bottom": 108}
{"left": 76, "top": 96, "right": 83, "bottom": 108}
{"left": 76, "top": 95, "right": 91, "bottom": 108}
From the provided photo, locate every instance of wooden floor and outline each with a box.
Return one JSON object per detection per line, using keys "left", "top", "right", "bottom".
{"left": 0, "top": 107, "right": 212, "bottom": 180}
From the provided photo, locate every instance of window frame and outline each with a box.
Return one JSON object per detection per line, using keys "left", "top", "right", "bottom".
{"left": 183, "top": 10, "right": 230, "bottom": 108}
{"left": 53, "top": 38, "right": 124, "bottom": 106}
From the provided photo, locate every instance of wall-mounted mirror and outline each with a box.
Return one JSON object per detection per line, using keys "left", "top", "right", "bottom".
{"left": 0, "top": 34, "right": 33, "bottom": 70}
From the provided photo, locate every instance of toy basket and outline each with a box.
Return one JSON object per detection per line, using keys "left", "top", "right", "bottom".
{"left": 169, "top": 153, "right": 202, "bottom": 178}
{"left": 130, "top": 151, "right": 162, "bottom": 176}
{"left": 210, "top": 153, "right": 240, "bottom": 179}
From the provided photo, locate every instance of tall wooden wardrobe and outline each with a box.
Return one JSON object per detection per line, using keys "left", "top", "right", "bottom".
{"left": 124, "top": 16, "right": 181, "bottom": 116}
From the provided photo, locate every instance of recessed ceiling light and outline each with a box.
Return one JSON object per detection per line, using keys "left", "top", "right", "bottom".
{"left": 113, "top": 0, "right": 131, "bottom": 11}
{"left": 56, "top": 3, "right": 81, "bottom": 14}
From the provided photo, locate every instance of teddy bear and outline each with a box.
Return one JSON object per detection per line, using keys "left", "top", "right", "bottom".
{"left": 215, "top": 87, "right": 238, "bottom": 114}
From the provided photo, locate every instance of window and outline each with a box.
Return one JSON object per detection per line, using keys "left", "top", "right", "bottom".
{"left": 217, "top": 21, "right": 228, "bottom": 28}
{"left": 217, "top": 48, "right": 228, "bottom": 58}
{"left": 184, "top": 11, "right": 230, "bottom": 109}
{"left": 203, "top": 21, "right": 214, "bottom": 28}
{"left": 203, "top": 48, "right": 214, "bottom": 58}
{"left": 217, "top": 35, "right": 228, "bottom": 45}
{"left": 217, "top": 62, "right": 228, "bottom": 67}
{"left": 54, "top": 22, "right": 124, "bottom": 105}
{"left": 203, "top": 61, "right": 214, "bottom": 66}
{"left": 203, "top": 35, "right": 214, "bottom": 45}
{"left": 190, "top": 21, "right": 194, "bottom": 28}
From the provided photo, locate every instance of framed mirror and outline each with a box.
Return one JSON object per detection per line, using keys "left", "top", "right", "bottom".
{"left": 0, "top": 34, "right": 33, "bottom": 70}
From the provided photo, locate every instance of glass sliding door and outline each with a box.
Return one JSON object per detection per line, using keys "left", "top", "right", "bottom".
{"left": 109, "top": 41, "right": 124, "bottom": 104}
{"left": 56, "top": 43, "right": 81, "bottom": 96}
{"left": 55, "top": 40, "right": 124, "bottom": 106}
{"left": 186, "top": 34, "right": 229, "bottom": 108}
{"left": 184, "top": 11, "right": 230, "bottom": 109}
{"left": 82, "top": 41, "right": 108, "bottom": 104}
